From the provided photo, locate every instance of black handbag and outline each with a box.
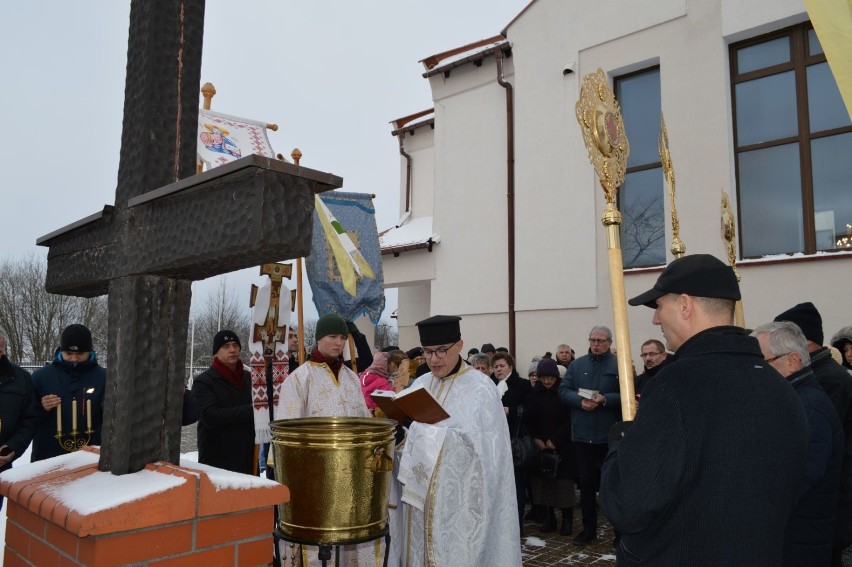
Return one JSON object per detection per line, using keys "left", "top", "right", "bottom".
{"left": 510, "top": 406, "right": 540, "bottom": 468}
{"left": 535, "top": 450, "right": 561, "bottom": 479}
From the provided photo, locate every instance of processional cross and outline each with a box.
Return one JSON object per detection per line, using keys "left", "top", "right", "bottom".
{"left": 37, "top": 0, "right": 341, "bottom": 475}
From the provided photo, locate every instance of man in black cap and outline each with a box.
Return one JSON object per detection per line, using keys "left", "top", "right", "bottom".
{"left": 192, "top": 330, "right": 255, "bottom": 474}
{"left": 31, "top": 323, "right": 107, "bottom": 462}
{"left": 395, "top": 315, "right": 521, "bottom": 566}
{"left": 0, "top": 332, "right": 38, "bottom": 509}
{"left": 599, "top": 254, "right": 809, "bottom": 565}
{"left": 775, "top": 301, "right": 852, "bottom": 563}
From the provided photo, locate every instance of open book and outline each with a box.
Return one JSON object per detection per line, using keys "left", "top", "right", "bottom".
{"left": 371, "top": 384, "right": 450, "bottom": 424}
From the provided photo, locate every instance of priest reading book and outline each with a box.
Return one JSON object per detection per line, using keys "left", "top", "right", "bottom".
{"left": 371, "top": 384, "right": 450, "bottom": 424}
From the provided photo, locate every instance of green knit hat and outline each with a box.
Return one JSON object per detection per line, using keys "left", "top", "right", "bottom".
{"left": 315, "top": 313, "right": 348, "bottom": 341}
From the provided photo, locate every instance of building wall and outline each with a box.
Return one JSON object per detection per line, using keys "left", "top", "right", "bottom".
{"left": 383, "top": 0, "right": 852, "bottom": 367}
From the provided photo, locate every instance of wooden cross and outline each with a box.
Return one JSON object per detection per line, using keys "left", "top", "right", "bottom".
{"left": 36, "top": 0, "right": 341, "bottom": 475}
{"left": 249, "top": 263, "right": 293, "bottom": 360}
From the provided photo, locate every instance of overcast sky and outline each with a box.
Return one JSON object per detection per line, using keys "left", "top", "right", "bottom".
{"left": 1, "top": 1, "right": 526, "bottom": 325}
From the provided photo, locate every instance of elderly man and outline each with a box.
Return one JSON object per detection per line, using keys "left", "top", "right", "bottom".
{"left": 600, "top": 254, "right": 809, "bottom": 566}
{"left": 0, "top": 333, "right": 38, "bottom": 509}
{"left": 397, "top": 315, "right": 521, "bottom": 566}
{"left": 555, "top": 343, "right": 574, "bottom": 368}
{"left": 558, "top": 325, "right": 620, "bottom": 545}
{"left": 634, "top": 339, "right": 668, "bottom": 397}
{"left": 31, "top": 324, "right": 106, "bottom": 462}
{"left": 775, "top": 302, "right": 852, "bottom": 563}
{"left": 752, "top": 321, "right": 844, "bottom": 566}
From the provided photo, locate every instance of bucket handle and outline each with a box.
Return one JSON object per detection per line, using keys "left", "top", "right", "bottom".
{"left": 370, "top": 445, "right": 393, "bottom": 473}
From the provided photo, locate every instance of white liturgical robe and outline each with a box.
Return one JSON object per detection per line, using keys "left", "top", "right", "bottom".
{"left": 396, "top": 362, "right": 522, "bottom": 566}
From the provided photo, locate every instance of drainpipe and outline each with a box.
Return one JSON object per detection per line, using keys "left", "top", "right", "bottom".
{"left": 398, "top": 134, "right": 413, "bottom": 213}
{"left": 496, "top": 48, "right": 516, "bottom": 357}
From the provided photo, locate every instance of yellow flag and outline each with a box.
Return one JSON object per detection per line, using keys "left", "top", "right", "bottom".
{"left": 805, "top": 0, "right": 852, "bottom": 121}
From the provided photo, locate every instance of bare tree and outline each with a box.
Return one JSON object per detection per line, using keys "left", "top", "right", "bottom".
{"left": 620, "top": 196, "right": 666, "bottom": 268}
{"left": 373, "top": 319, "right": 398, "bottom": 351}
{"left": 0, "top": 255, "right": 107, "bottom": 364}
{"left": 187, "top": 280, "right": 252, "bottom": 370}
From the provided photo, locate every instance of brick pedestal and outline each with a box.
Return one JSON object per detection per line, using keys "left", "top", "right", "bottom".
{"left": 0, "top": 447, "right": 289, "bottom": 566}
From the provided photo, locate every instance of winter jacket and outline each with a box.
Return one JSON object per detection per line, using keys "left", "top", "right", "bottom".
{"left": 830, "top": 327, "right": 852, "bottom": 370}
{"left": 31, "top": 349, "right": 106, "bottom": 462}
{"left": 0, "top": 356, "right": 38, "bottom": 472}
{"left": 360, "top": 370, "right": 391, "bottom": 411}
{"left": 524, "top": 378, "right": 576, "bottom": 479}
{"left": 501, "top": 370, "right": 532, "bottom": 436}
{"left": 600, "top": 326, "right": 809, "bottom": 566}
{"left": 558, "top": 349, "right": 620, "bottom": 444}
{"left": 782, "top": 366, "right": 844, "bottom": 567}
{"left": 193, "top": 365, "right": 254, "bottom": 474}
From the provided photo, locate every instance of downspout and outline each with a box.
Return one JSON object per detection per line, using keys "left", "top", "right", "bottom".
{"left": 398, "top": 134, "right": 413, "bottom": 213}
{"left": 496, "top": 48, "right": 516, "bottom": 356}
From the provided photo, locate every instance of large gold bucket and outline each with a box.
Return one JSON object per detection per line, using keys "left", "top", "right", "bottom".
{"left": 271, "top": 417, "right": 396, "bottom": 544}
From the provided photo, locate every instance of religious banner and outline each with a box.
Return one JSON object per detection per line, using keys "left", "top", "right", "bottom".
{"left": 805, "top": 0, "right": 852, "bottom": 121}
{"left": 306, "top": 192, "right": 386, "bottom": 325}
{"left": 197, "top": 108, "right": 276, "bottom": 169}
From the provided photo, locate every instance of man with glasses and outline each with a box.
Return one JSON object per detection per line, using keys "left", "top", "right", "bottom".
{"left": 396, "top": 315, "right": 521, "bottom": 566}
{"left": 634, "top": 339, "right": 668, "bottom": 397}
{"left": 600, "top": 254, "right": 809, "bottom": 565}
{"left": 751, "top": 321, "right": 843, "bottom": 567}
{"left": 558, "top": 325, "right": 620, "bottom": 545}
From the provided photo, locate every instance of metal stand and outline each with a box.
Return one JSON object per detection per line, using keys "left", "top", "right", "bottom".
{"left": 273, "top": 525, "right": 391, "bottom": 567}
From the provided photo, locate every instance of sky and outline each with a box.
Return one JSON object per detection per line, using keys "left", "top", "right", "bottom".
{"left": 1, "top": 0, "right": 527, "bottom": 326}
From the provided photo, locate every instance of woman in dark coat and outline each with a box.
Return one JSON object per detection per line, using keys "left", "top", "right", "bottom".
{"left": 524, "top": 358, "right": 577, "bottom": 535}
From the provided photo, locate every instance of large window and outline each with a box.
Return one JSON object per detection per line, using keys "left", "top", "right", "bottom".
{"left": 615, "top": 67, "right": 665, "bottom": 268}
{"left": 732, "top": 23, "right": 852, "bottom": 257}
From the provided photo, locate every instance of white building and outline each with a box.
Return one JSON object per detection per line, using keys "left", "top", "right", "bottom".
{"left": 379, "top": 0, "right": 852, "bottom": 368}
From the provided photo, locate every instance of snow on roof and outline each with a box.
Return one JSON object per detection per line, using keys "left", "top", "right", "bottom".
{"left": 179, "top": 454, "right": 281, "bottom": 491}
{"left": 425, "top": 38, "right": 510, "bottom": 78}
{"left": 0, "top": 449, "right": 99, "bottom": 483}
{"left": 379, "top": 216, "right": 439, "bottom": 255}
{"left": 46, "top": 469, "right": 187, "bottom": 515}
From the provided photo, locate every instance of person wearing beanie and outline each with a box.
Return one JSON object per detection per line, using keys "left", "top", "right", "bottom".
{"left": 776, "top": 303, "right": 852, "bottom": 560}
{"left": 599, "top": 254, "right": 809, "bottom": 565}
{"left": 191, "top": 330, "right": 254, "bottom": 475}
{"left": 831, "top": 326, "right": 852, "bottom": 370}
{"left": 359, "top": 352, "right": 391, "bottom": 413}
{"left": 525, "top": 357, "right": 576, "bottom": 536}
{"left": 527, "top": 361, "right": 539, "bottom": 387}
{"left": 277, "top": 312, "right": 372, "bottom": 564}
{"left": 31, "top": 324, "right": 106, "bottom": 462}
{"left": 396, "top": 315, "right": 521, "bottom": 565}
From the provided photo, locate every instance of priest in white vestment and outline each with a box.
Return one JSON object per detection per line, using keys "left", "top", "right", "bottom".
{"left": 395, "top": 315, "right": 522, "bottom": 566}
{"left": 277, "top": 313, "right": 382, "bottom": 567}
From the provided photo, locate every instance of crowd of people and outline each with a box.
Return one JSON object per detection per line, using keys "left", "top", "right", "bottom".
{"left": 1, "top": 253, "right": 851, "bottom": 566}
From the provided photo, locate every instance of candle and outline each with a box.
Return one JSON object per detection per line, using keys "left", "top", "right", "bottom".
{"left": 86, "top": 399, "right": 92, "bottom": 431}
{"left": 56, "top": 403, "right": 62, "bottom": 435}
{"left": 72, "top": 399, "right": 77, "bottom": 432}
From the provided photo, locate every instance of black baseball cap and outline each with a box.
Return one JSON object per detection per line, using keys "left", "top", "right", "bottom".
{"left": 628, "top": 254, "right": 741, "bottom": 309}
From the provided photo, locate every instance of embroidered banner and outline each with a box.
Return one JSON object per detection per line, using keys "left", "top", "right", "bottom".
{"left": 306, "top": 192, "right": 386, "bottom": 325}
{"left": 197, "top": 109, "right": 276, "bottom": 170}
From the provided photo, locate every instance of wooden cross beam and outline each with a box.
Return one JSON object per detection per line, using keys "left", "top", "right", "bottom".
{"left": 36, "top": 0, "right": 341, "bottom": 475}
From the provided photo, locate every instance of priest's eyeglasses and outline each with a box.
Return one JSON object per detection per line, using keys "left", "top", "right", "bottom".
{"left": 423, "top": 341, "right": 458, "bottom": 359}
{"left": 765, "top": 352, "right": 792, "bottom": 363}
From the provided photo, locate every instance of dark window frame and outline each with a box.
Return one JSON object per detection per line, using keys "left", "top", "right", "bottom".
{"left": 730, "top": 22, "right": 852, "bottom": 256}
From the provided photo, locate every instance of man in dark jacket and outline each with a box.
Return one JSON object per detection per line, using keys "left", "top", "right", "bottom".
{"left": 31, "top": 324, "right": 106, "bottom": 462}
{"left": 193, "top": 330, "right": 254, "bottom": 474}
{"left": 775, "top": 301, "right": 852, "bottom": 564}
{"left": 633, "top": 338, "right": 668, "bottom": 397}
{"left": 753, "top": 321, "right": 844, "bottom": 567}
{"left": 558, "top": 325, "right": 620, "bottom": 545}
{"left": 601, "top": 254, "right": 809, "bottom": 566}
{"left": 0, "top": 333, "right": 38, "bottom": 510}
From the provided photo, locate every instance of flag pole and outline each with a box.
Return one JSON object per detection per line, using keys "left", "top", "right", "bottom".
{"left": 576, "top": 69, "right": 637, "bottom": 421}
{"left": 721, "top": 190, "right": 745, "bottom": 328}
{"left": 290, "top": 148, "right": 307, "bottom": 365}
{"left": 199, "top": 83, "right": 216, "bottom": 174}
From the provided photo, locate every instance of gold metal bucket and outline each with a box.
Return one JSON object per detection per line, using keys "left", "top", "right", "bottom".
{"left": 271, "top": 417, "right": 396, "bottom": 544}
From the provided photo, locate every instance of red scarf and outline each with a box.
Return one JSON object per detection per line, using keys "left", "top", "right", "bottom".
{"left": 309, "top": 349, "right": 343, "bottom": 378}
{"left": 212, "top": 357, "right": 245, "bottom": 389}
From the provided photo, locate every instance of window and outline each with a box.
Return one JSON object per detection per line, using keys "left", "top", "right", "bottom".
{"left": 731, "top": 23, "right": 852, "bottom": 257}
{"left": 615, "top": 67, "right": 665, "bottom": 268}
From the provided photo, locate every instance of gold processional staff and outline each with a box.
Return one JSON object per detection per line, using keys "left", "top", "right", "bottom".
{"left": 659, "top": 113, "right": 685, "bottom": 259}
{"left": 721, "top": 190, "right": 746, "bottom": 328}
{"left": 575, "top": 69, "right": 637, "bottom": 421}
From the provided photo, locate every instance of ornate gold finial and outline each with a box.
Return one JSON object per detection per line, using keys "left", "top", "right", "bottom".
{"left": 291, "top": 147, "right": 302, "bottom": 165}
{"left": 200, "top": 82, "right": 216, "bottom": 110}
{"left": 721, "top": 190, "right": 740, "bottom": 281}
{"left": 659, "top": 113, "right": 685, "bottom": 258}
{"left": 575, "top": 69, "right": 630, "bottom": 206}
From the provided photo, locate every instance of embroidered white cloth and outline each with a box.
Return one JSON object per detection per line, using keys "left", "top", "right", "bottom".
{"left": 197, "top": 108, "right": 276, "bottom": 170}
{"left": 398, "top": 422, "right": 447, "bottom": 511}
{"left": 396, "top": 363, "right": 522, "bottom": 566}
